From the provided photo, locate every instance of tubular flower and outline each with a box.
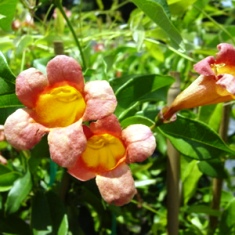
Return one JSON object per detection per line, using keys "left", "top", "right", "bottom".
{"left": 4, "top": 55, "right": 117, "bottom": 167}
{"left": 68, "top": 114, "right": 156, "bottom": 206}
{"left": 161, "top": 43, "right": 235, "bottom": 122}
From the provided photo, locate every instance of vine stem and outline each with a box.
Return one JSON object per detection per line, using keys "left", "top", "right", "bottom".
{"left": 208, "top": 104, "right": 230, "bottom": 235}
{"left": 166, "top": 72, "right": 181, "bottom": 235}
{"left": 54, "top": 0, "right": 87, "bottom": 70}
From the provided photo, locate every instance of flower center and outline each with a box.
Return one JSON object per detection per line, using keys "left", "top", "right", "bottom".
{"left": 212, "top": 63, "right": 235, "bottom": 77}
{"left": 34, "top": 85, "right": 86, "bottom": 128}
{"left": 81, "top": 133, "right": 126, "bottom": 174}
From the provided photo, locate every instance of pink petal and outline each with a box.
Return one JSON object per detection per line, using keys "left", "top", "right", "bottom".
{"left": 216, "top": 43, "right": 235, "bottom": 66}
{"left": 96, "top": 163, "right": 137, "bottom": 206}
{"left": 122, "top": 124, "right": 156, "bottom": 163}
{"left": 16, "top": 68, "right": 48, "bottom": 108}
{"left": 48, "top": 120, "right": 87, "bottom": 168}
{"left": 82, "top": 81, "right": 117, "bottom": 121}
{"left": 68, "top": 156, "right": 96, "bottom": 181}
{"left": 194, "top": 56, "right": 215, "bottom": 76}
{"left": 216, "top": 74, "right": 235, "bottom": 97}
{"left": 89, "top": 114, "right": 122, "bottom": 137}
{"left": 46, "top": 55, "right": 84, "bottom": 90}
{"left": 4, "top": 108, "right": 48, "bottom": 150}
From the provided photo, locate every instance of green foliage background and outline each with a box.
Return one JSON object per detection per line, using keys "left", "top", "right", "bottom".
{"left": 0, "top": 0, "right": 235, "bottom": 234}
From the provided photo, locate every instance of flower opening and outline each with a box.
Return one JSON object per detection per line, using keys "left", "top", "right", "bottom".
{"left": 68, "top": 114, "right": 156, "bottom": 206}
{"left": 34, "top": 84, "right": 86, "bottom": 128}
{"left": 81, "top": 133, "right": 126, "bottom": 173}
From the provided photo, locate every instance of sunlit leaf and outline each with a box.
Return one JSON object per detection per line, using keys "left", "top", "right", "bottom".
{"left": 158, "top": 115, "right": 235, "bottom": 160}
{"left": 0, "top": 14, "right": 5, "bottom": 20}
{"left": 0, "top": 0, "right": 18, "bottom": 31}
{"left": 135, "top": 179, "right": 157, "bottom": 188}
{"left": 16, "top": 35, "right": 33, "bottom": 56}
{"left": 0, "top": 165, "right": 20, "bottom": 192}
{"left": 181, "top": 159, "right": 202, "bottom": 205}
{"left": 219, "top": 198, "right": 235, "bottom": 234}
{"left": 198, "top": 103, "right": 223, "bottom": 132}
{"left": 0, "top": 51, "right": 16, "bottom": 84}
{"left": 5, "top": 168, "right": 32, "bottom": 214}
{"left": 168, "top": 0, "right": 198, "bottom": 16}
{"left": 131, "top": 0, "right": 183, "bottom": 48}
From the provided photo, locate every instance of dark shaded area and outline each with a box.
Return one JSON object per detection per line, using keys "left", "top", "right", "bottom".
{"left": 34, "top": 0, "right": 136, "bottom": 22}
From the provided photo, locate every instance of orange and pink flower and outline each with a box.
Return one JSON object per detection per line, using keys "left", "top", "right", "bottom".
{"left": 68, "top": 114, "right": 156, "bottom": 206}
{"left": 4, "top": 55, "right": 117, "bottom": 167}
{"left": 161, "top": 43, "right": 235, "bottom": 122}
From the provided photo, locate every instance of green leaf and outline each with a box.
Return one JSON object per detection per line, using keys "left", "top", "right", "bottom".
{"left": 187, "top": 204, "right": 221, "bottom": 217}
{"left": 31, "top": 191, "right": 53, "bottom": 235}
{"left": 219, "top": 198, "right": 235, "bottom": 234}
{"left": 168, "top": 0, "right": 198, "bottom": 16}
{"left": 33, "top": 57, "right": 52, "bottom": 74}
{"left": 198, "top": 160, "right": 227, "bottom": 178}
{"left": 29, "top": 135, "right": 50, "bottom": 174}
{"left": 0, "top": 93, "right": 22, "bottom": 108}
{"left": 135, "top": 179, "right": 157, "bottom": 188}
{"left": 5, "top": 168, "right": 32, "bottom": 214}
{"left": 131, "top": 0, "right": 183, "bottom": 49}
{"left": 158, "top": 115, "right": 235, "bottom": 160}
{"left": 0, "top": 0, "right": 18, "bottom": 31}
{"left": 46, "top": 191, "right": 68, "bottom": 235}
{"left": 0, "top": 77, "right": 15, "bottom": 95}
{"left": 0, "top": 107, "right": 18, "bottom": 124}
{"left": 0, "top": 165, "right": 20, "bottom": 192}
{"left": 0, "top": 36, "right": 14, "bottom": 51}
{"left": 16, "top": 35, "right": 33, "bottom": 56}
{"left": 182, "top": 159, "right": 202, "bottom": 205}
{"left": 111, "top": 74, "right": 174, "bottom": 117}
{"left": 0, "top": 51, "right": 16, "bottom": 84}
{"left": 121, "top": 116, "right": 154, "bottom": 128}
{"left": 0, "top": 214, "right": 32, "bottom": 235}
{"left": 0, "top": 14, "right": 5, "bottom": 20}
{"left": 198, "top": 103, "right": 223, "bottom": 132}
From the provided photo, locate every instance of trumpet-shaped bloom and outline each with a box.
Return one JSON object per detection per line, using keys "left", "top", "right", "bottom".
{"left": 68, "top": 114, "right": 156, "bottom": 206}
{"left": 4, "top": 55, "right": 117, "bottom": 167}
{"left": 161, "top": 43, "right": 235, "bottom": 121}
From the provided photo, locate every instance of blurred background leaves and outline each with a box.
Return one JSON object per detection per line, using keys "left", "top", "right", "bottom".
{"left": 0, "top": 0, "right": 235, "bottom": 234}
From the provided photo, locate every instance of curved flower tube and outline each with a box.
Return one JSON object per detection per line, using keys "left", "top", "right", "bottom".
{"left": 4, "top": 55, "right": 117, "bottom": 167}
{"left": 68, "top": 114, "right": 156, "bottom": 206}
{"left": 161, "top": 43, "right": 235, "bottom": 122}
